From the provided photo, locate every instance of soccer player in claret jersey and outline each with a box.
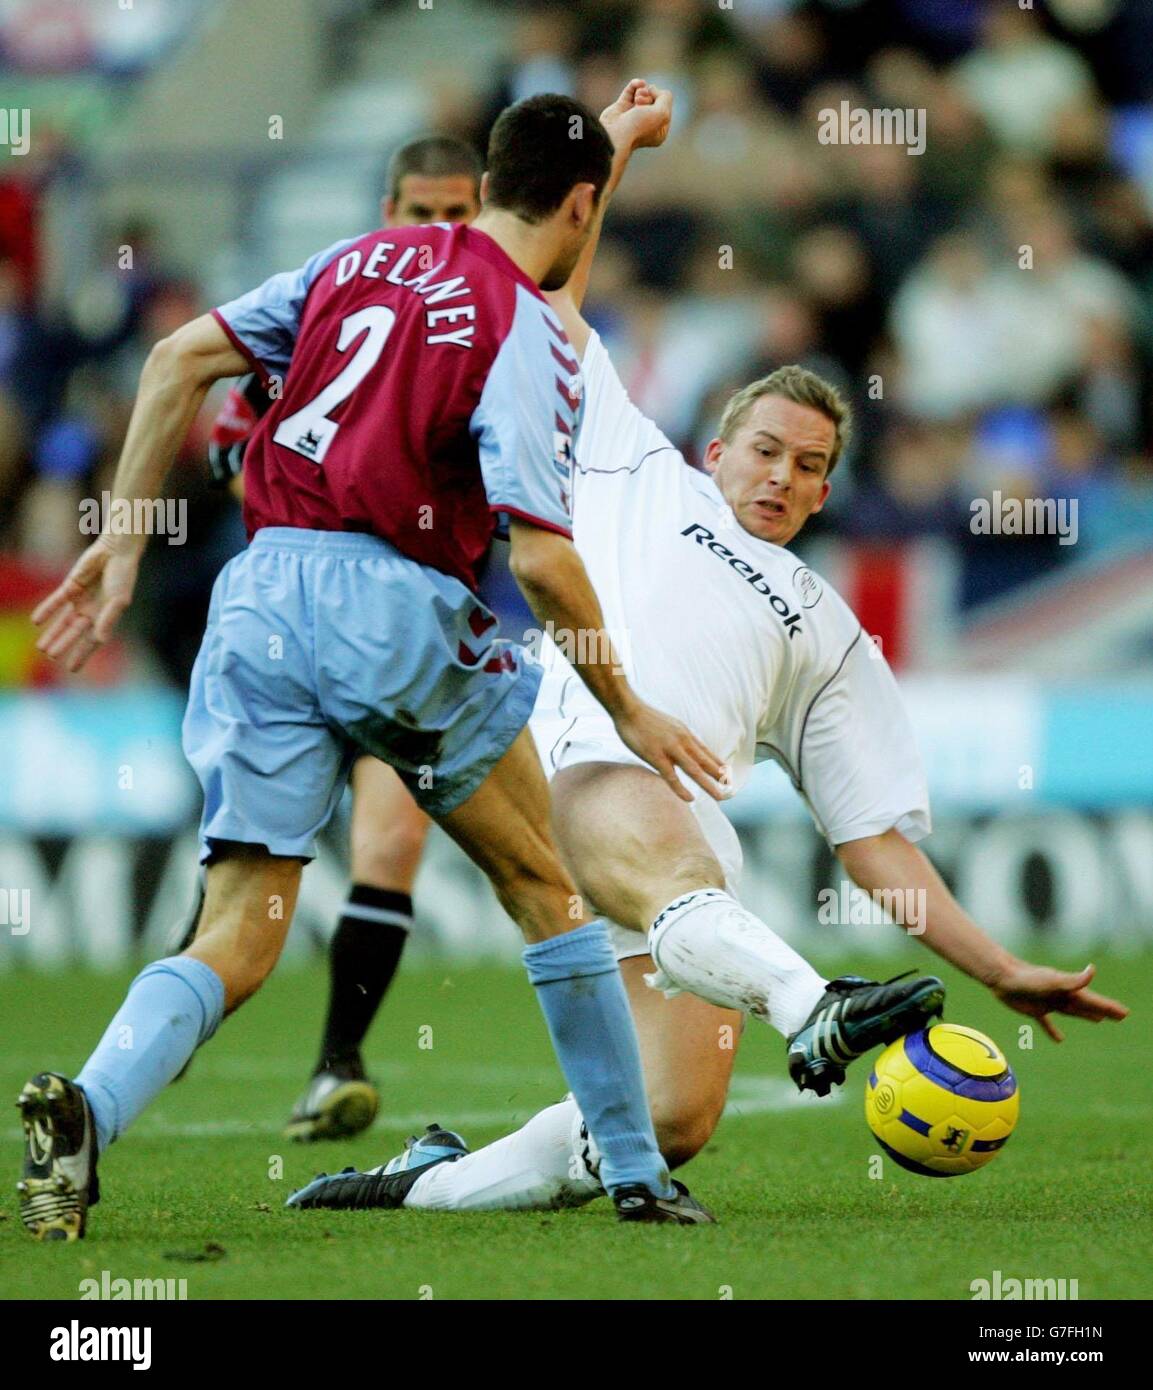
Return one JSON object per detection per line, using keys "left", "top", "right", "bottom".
{"left": 203, "top": 135, "right": 486, "bottom": 1144}
{"left": 287, "top": 85, "right": 1128, "bottom": 1218}
{"left": 20, "top": 92, "right": 729, "bottom": 1239}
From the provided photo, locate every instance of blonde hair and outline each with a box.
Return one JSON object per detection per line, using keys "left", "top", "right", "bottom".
{"left": 718, "top": 365, "right": 851, "bottom": 473}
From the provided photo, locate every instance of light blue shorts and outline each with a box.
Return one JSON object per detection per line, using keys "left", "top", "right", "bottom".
{"left": 183, "top": 527, "right": 541, "bottom": 861}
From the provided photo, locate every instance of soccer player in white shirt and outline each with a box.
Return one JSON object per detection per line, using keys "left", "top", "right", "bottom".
{"left": 287, "top": 83, "right": 1127, "bottom": 1217}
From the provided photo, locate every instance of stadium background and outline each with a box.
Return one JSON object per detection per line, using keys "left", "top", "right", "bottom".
{"left": 1, "top": 0, "right": 1152, "bottom": 972}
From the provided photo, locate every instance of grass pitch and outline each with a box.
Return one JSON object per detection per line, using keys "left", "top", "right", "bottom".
{"left": 0, "top": 949, "right": 1148, "bottom": 1301}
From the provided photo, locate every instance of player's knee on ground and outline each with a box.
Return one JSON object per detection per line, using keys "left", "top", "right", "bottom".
{"left": 652, "top": 1099, "right": 723, "bottom": 1170}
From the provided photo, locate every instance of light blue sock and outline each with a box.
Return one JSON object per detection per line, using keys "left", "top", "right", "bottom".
{"left": 523, "top": 921, "right": 672, "bottom": 1199}
{"left": 76, "top": 957, "right": 225, "bottom": 1152}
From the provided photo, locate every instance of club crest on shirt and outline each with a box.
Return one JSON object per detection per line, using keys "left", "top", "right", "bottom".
{"left": 793, "top": 566, "right": 823, "bottom": 609}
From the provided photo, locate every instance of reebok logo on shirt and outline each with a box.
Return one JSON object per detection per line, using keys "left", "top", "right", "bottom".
{"left": 681, "top": 523, "right": 803, "bottom": 639}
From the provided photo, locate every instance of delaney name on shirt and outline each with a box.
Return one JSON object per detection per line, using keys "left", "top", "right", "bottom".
{"left": 332, "top": 238, "right": 477, "bottom": 349}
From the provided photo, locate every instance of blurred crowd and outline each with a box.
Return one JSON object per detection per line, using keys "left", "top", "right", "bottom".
{"left": 3, "top": 0, "right": 1153, "bottom": 688}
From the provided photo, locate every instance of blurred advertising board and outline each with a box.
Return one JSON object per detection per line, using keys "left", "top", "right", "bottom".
{"left": 0, "top": 681, "right": 1150, "bottom": 966}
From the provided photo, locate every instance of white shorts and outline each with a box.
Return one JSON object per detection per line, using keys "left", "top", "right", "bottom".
{"left": 530, "top": 669, "right": 744, "bottom": 961}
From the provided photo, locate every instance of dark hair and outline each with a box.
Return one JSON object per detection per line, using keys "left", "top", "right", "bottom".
{"left": 486, "top": 94, "right": 614, "bottom": 224}
{"left": 387, "top": 136, "right": 483, "bottom": 204}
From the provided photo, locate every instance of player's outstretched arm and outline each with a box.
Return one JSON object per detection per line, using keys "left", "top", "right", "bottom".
{"left": 546, "top": 78, "right": 673, "bottom": 352}
{"left": 508, "top": 519, "right": 725, "bottom": 803}
{"left": 32, "top": 313, "right": 249, "bottom": 671}
{"left": 836, "top": 827, "right": 1130, "bottom": 1042}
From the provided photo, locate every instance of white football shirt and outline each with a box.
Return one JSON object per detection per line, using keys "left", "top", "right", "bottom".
{"left": 530, "top": 331, "right": 930, "bottom": 849}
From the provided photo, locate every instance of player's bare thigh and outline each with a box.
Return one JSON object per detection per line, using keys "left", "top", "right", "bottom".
{"left": 348, "top": 756, "right": 430, "bottom": 893}
{"left": 550, "top": 761, "right": 726, "bottom": 932}
{"left": 621, "top": 954, "right": 742, "bottom": 1168}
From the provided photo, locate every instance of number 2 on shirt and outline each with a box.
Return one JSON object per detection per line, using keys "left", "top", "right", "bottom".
{"left": 273, "top": 305, "right": 396, "bottom": 465}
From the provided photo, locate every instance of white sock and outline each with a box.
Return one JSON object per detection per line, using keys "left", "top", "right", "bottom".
{"left": 647, "top": 888, "right": 826, "bottom": 1036}
{"left": 403, "top": 1097, "right": 603, "bottom": 1212}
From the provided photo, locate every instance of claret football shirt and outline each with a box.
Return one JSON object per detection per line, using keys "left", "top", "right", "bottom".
{"left": 212, "top": 223, "right": 581, "bottom": 589}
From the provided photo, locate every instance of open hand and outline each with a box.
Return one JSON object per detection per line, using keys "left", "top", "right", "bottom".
{"left": 32, "top": 536, "right": 141, "bottom": 673}
{"left": 612, "top": 697, "right": 727, "bottom": 803}
{"left": 990, "top": 960, "right": 1129, "bottom": 1042}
